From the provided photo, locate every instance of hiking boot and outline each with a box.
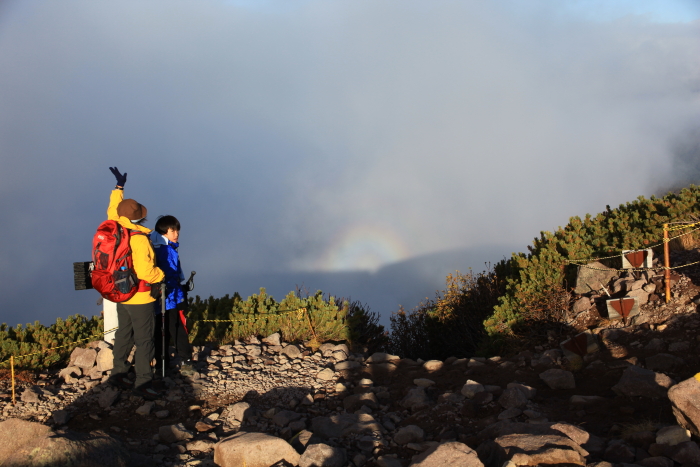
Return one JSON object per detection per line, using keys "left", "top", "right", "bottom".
{"left": 151, "top": 379, "right": 168, "bottom": 392}
{"left": 132, "top": 382, "right": 164, "bottom": 401}
{"left": 107, "top": 373, "right": 133, "bottom": 390}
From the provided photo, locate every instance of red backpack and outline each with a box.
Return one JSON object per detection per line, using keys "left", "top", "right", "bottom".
{"left": 91, "top": 220, "right": 146, "bottom": 302}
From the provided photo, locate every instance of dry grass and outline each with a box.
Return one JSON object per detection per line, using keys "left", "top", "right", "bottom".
{"left": 0, "top": 368, "right": 35, "bottom": 384}
{"left": 670, "top": 229, "right": 698, "bottom": 251}
{"left": 620, "top": 419, "right": 655, "bottom": 440}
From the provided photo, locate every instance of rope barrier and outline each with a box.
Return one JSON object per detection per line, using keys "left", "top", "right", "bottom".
{"left": 1, "top": 306, "right": 318, "bottom": 404}
{"left": 566, "top": 224, "right": 700, "bottom": 264}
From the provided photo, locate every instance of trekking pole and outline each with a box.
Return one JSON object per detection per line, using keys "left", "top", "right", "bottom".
{"left": 161, "top": 282, "right": 166, "bottom": 379}
{"left": 185, "top": 271, "right": 196, "bottom": 291}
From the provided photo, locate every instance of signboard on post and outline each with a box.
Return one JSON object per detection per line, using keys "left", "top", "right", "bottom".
{"left": 606, "top": 296, "right": 640, "bottom": 320}
{"left": 622, "top": 249, "right": 653, "bottom": 270}
{"left": 560, "top": 331, "right": 600, "bottom": 359}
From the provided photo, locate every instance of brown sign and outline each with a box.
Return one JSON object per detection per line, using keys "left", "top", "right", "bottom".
{"left": 609, "top": 298, "right": 635, "bottom": 317}
{"left": 624, "top": 250, "right": 648, "bottom": 268}
{"left": 561, "top": 333, "right": 590, "bottom": 357}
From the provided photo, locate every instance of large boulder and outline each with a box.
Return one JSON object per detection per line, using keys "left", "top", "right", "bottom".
{"left": 478, "top": 433, "right": 588, "bottom": 466}
{"left": 409, "top": 442, "right": 483, "bottom": 466}
{"left": 539, "top": 369, "right": 576, "bottom": 390}
{"left": 214, "top": 432, "right": 300, "bottom": 467}
{"left": 0, "top": 419, "right": 128, "bottom": 467}
{"left": 311, "top": 413, "right": 384, "bottom": 439}
{"left": 668, "top": 375, "right": 700, "bottom": 436}
{"left": 298, "top": 443, "right": 346, "bottom": 467}
{"left": 574, "top": 261, "right": 617, "bottom": 294}
{"left": 612, "top": 365, "right": 674, "bottom": 398}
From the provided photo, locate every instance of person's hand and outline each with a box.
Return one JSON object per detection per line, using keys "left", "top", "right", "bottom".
{"left": 150, "top": 282, "right": 163, "bottom": 299}
{"left": 109, "top": 167, "right": 127, "bottom": 187}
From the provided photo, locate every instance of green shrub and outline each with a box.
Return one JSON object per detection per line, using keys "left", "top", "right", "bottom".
{"left": 389, "top": 268, "right": 502, "bottom": 360}
{"left": 0, "top": 315, "right": 103, "bottom": 369}
{"left": 187, "top": 288, "right": 351, "bottom": 347}
{"left": 485, "top": 185, "right": 700, "bottom": 342}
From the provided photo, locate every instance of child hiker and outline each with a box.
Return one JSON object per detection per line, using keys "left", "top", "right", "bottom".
{"left": 151, "top": 215, "right": 194, "bottom": 376}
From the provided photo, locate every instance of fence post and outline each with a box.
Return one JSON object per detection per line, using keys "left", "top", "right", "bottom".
{"left": 10, "top": 356, "right": 15, "bottom": 405}
{"left": 664, "top": 224, "right": 670, "bottom": 303}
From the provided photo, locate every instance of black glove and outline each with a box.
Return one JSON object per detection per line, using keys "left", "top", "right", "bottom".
{"left": 150, "top": 282, "right": 163, "bottom": 299}
{"left": 109, "top": 167, "right": 127, "bottom": 187}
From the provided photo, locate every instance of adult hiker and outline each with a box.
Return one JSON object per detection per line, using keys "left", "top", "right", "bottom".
{"left": 105, "top": 167, "right": 165, "bottom": 400}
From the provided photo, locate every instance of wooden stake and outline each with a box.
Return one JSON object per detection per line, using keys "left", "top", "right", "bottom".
{"left": 664, "top": 224, "right": 671, "bottom": 303}
{"left": 10, "top": 356, "right": 15, "bottom": 405}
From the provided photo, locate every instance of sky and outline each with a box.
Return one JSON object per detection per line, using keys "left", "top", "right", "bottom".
{"left": 0, "top": 0, "right": 698, "bottom": 329}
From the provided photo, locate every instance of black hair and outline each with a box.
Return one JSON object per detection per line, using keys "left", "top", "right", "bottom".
{"left": 155, "top": 215, "right": 180, "bottom": 235}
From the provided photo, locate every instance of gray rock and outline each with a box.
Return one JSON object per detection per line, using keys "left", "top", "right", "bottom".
{"left": 20, "top": 386, "right": 42, "bottom": 403}
{"left": 574, "top": 261, "right": 617, "bottom": 294}
{"left": 298, "top": 442, "right": 346, "bottom": 467}
{"left": 572, "top": 297, "right": 591, "bottom": 313}
{"left": 272, "top": 409, "right": 302, "bottom": 427}
{"left": 409, "top": 441, "right": 484, "bottom": 466}
{"left": 186, "top": 439, "right": 215, "bottom": 452}
{"left": 498, "top": 387, "right": 528, "bottom": 409}
{"left": 401, "top": 387, "right": 430, "bottom": 411}
{"left": 262, "top": 332, "right": 281, "bottom": 346}
{"left": 539, "top": 369, "right": 576, "bottom": 389}
{"left": 98, "top": 386, "right": 120, "bottom": 408}
{"left": 612, "top": 365, "right": 675, "bottom": 398}
{"left": 317, "top": 368, "right": 335, "bottom": 381}
{"left": 366, "top": 352, "right": 400, "bottom": 363}
{"left": 214, "top": 431, "right": 300, "bottom": 467}
{"left": 506, "top": 382, "right": 536, "bottom": 399}
{"left": 0, "top": 419, "right": 128, "bottom": 467}
{"left": 73, "top": 348, "right": 98, "bottom": 369}
{"left": 310, "top": 413, "right": 384, "bottom": 439}
{"left": 344, "top": 392, "right": 379, "bottom": 412}
{"left": 52, "top": 409, "right": 70, "bottom": 425}
{"left": 135, "top": 401, "right": 154, "bottom": 416}
{"left": 414, "top": 378, "right": 435, "bottom": 387}
{"left": 669, "top": 441, "right": 700, "bottom": 464}
{"left": 498, "top": 407, "right": 522, "bottom": 419}
{"left": 377, "top": 455, "right": 403, "bottom": 467}
{"left": 281, "top": 344, "right": 302, "bottom": 359}
{"left": 604, "top": 439, "right": 635, "bottom": 463}
{"left": 423, "top": 360, "right": 444, "bottom": 371}
{"left": 226, "top": 401, "right": 252, "bottom": 422}
{"left": 461, "top": 380, "right": 484, "bottom": 398}
{"left": 159, "top": 423, "right": 194, "bottom": 443}
{"left": 394, "top": 425, "right": 424, "bottom": 445}
{"left": 58, "top": 366, "right": 81, "bottom": 383}
{"left": 656, "top": 425, "right": 690, "bottom": 446}
{"left": 479, "top": 434, "right": 588, "bottom": 466}
{"left": 96, "top": 347, "right": 114, "bottom": 372}
{"left": 335, "top": 361, "right": 361, "bottom": 371}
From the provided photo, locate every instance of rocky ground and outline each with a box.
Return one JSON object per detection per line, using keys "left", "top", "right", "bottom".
{"left": 4, "top": 249, "right": 700, "bottom": 466}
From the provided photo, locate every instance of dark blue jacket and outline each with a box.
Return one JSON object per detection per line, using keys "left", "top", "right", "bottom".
{"left": 150, "top": 232, "right": 185, "bottom": 311}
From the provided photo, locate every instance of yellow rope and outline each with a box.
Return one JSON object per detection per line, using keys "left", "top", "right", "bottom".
{"left": 567, "top": 223, "right": 700, "bottom": 264}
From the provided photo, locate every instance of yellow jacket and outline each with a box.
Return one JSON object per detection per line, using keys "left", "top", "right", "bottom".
{"left": 107, "top": 190, "right": 164, "bottom": 304}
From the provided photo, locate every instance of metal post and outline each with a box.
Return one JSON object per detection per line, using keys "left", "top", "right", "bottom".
{"left": 10, "top": 356, "right": 15, "bottom": 405}
{"left": 664, "top": 224, "right": 671, "bottom": 303}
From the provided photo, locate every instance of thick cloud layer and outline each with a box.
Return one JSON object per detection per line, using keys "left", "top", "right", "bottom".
{"left": 0, "top": 1, "right": 698, "bottom": 327}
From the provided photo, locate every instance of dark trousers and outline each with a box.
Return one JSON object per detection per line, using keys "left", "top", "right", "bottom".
{"left": 112, "top": 302, "right": 155, "bottom": 388}
{"left": 154, "top": 304, "right": 191, "bottom": 370}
